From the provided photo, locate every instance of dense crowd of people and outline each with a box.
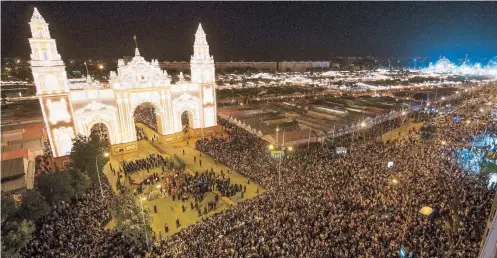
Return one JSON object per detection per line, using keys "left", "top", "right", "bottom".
{"left": 152, "top": 91, "right": 495, "bottom": 257}
{"left": 134, "top": 105, "right": 158, "bottom": 132}
{"left": 21, "top": 178, "right": 148, "bottom": 257}
{"left": 159, "top": 169, "right": 243, "bottom": 217}
{"left": 20, "top": 85, "right": 497, "bottom": 257}
{"left": 136, "top": 126, "right": 148, "bottom": 141}
{"left": 119, "top": 154, "right": 166, "bottom": 174}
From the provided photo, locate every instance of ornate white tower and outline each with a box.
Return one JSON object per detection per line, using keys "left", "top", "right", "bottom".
{"left": 190, "top": 24, "right": 217, "bottom": 128}
{"left": 190, "top": 24, "right": 215, "bottom": 83}
{"left": 29, "top": 8, "right": 75, "bottom": 157}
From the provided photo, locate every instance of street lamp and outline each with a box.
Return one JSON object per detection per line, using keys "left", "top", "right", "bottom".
{"left": 268, "top": 144, "right": 274, "bottom": 150}
{"left": 99, "top": 64, "right": 104, "bottom": 70}
{"left": 360, "top": 121, "right": 367, "bottom": 128}
{"left": 95, "top": 152, "right": 109, "bottom": 198}
{"left": 441, "top": 140, "right": 447, "bottom": 145}
{"left": 391, "top": 178, "right": 399, "bottom": 185}
{"left": 139, "top": 196, "right": 150, "bottom": 250}
{"left": 276, "top": 127, "right": 279, "bottom": 148}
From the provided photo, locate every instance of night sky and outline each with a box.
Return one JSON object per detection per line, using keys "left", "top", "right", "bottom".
{"left": 2, "top": 1, "right": 497, "bottom": 61}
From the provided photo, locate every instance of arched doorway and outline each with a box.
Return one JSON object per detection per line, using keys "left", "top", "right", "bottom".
{"left": 181, "top": 110, "right": 193, "bottom": 133}
{"left": 133, "top": 102, "right": 159, "bottom": 141}
{"left": 90, "top": 123, "right": 110, "bottom": 145}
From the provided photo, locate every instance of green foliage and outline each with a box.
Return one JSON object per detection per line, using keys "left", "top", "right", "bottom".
{"left": 36, "top": 172, "right": 75, "bottom": 204}
{"left": 69, "top": 134, "right": 108, "bottom": 183}
{"left": 112, "top": 192, "right": 153, "bottom": 244}
{"left": 1, "top": 194, "right": 18, "bottom": 223}
{"left": 1, "top": 220, "right": 34, "bottom": 258}
{"left": 18, "top": 190, "right": 51, "bottom": 222}
{"left": 70, "top": 169, "right": 92, "bottom": 198}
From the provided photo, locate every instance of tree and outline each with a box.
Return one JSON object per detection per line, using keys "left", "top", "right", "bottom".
{"left": 36, "top": 172, "right": 75, "bottom": 204}
{"left": 70, "top": 169, "right": 91, "bottom": 198}
{"left": 1, "top": 219, "right": 34, "bottom": 258}
{"left": 69, "top": 133, "right": 108, "bottom": 184}
{"left": 1, "top": 194, "right": 17, "bottom": 223}
{"left": 112, "top": 192, "right": 153, "bottom": 244}
{"left": 18, "top": 190, "right": 50, "bottom": 222}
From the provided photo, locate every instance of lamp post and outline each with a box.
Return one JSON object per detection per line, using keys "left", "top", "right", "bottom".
{"left": 139, "top": 196, "right": 150, "bottom": 250}
{"left": 95, "top": 152, "right": 109, "bottom": 198}
{"left": 269, "top": 144, "right": 292, "bottom": 187}
{"left": 276, "top": 127, "right": 279, "bottom": 149}
{"left": 98, "top": 64, "right": 105, "bottom": 80}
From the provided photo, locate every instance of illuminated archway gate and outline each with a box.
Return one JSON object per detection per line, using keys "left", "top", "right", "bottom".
{"left": 29, "top": 8, "right": 217, "bottom": 157}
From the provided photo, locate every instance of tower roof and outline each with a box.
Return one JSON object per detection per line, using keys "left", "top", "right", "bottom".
{"left": 196, "top": 23, "right": 205, "bottom": 35}
{"left": 30, "top": 7, "right": 46, "bottom": 24}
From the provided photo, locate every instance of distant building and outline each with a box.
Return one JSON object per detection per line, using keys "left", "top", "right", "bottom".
{"left": 1, "top": 158, "right": 29, "bottom": 192}
{"left": 1, "top": 125, "right": 45, "bottom": 192}
{"left": 159, "top": 61, "right": 190, "bottom": 71}
{"left": 216, "top": 61, "right": 278, "bottom": 72}
{"left": 160, "top": 61, "right": 330, "bottom": 73}
{"left": 278, "top": 61, "right": 330, "bottom": 72}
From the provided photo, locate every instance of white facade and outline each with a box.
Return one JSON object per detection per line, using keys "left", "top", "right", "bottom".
{"left": 29, "top": 8, "right": 217, "bottom": 157}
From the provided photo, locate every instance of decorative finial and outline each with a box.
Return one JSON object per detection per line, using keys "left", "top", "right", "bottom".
{"left": 196, "top": 23, "right": 205, "bottom": 35}
{"left": 31, "top": 7, "right": 46, "bottom": 23}
{"left": 133, "top": 35, "right": 140, "bottom": 56}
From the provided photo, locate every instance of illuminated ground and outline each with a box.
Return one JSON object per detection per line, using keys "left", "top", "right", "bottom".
{"left": 103, "top": 124, "right": 264, "bottom": 237}
{"left": 379, "top": 119, "right": 424, "bottom": 143}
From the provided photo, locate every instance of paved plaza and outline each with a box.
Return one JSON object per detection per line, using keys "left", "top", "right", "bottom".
{"left": 103, "top": 124, "right": 264, "bottom": 237}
